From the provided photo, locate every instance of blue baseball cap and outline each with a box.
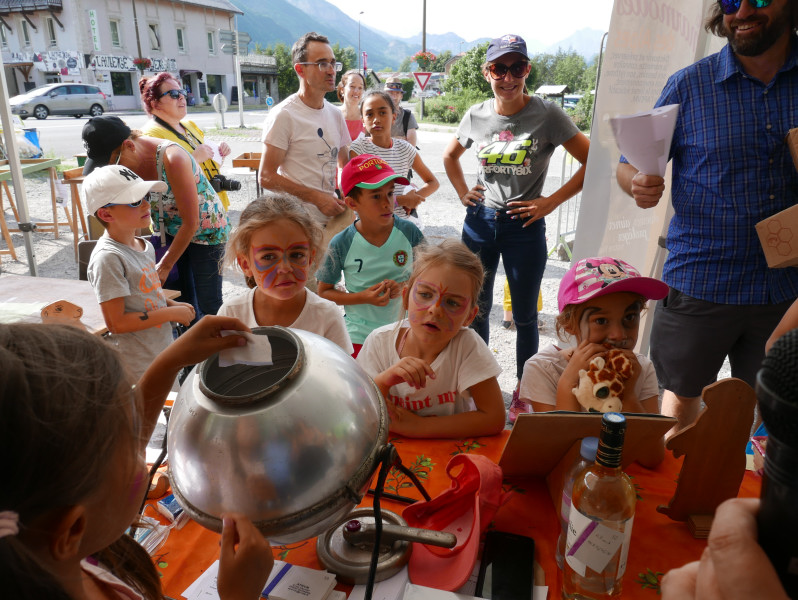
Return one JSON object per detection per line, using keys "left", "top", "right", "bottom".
{"left": 486, "top": 34, "right": 528, "bottom": 62}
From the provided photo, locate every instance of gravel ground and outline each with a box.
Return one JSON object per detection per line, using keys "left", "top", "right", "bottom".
{"left": 0, "top": 128, "right": 599, "bottom": 421}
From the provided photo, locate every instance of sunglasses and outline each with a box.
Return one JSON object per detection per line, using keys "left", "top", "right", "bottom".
{"left": 487, "top": 61, "right": 529, "bottom": 80}
{"left": 103, "top": 193, "right": 151, "bottom": 209}
{"left": 160, "top": 89, "right": 187, "bottom": 100}
{"left": 717, "top": 0, "right": 772, "bottom": 13}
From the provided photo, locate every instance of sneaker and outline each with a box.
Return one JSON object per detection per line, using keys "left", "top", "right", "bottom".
{"left": 508, "top": 389, "right": 530, "bottom": 423}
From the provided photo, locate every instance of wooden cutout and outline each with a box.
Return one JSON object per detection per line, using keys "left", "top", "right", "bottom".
{"left": 657, "top": 378, "right": 756, "bottom": 523}
{"left": 40, "top": 299, "right": 84, "bottom": 328}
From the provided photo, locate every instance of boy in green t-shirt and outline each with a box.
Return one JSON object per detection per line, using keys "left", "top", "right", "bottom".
{"left": 317, "top": 154, "right": 424, "bottom": 356}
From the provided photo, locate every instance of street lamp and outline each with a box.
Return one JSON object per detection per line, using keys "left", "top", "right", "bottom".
{"left": 358, "top": 11, "right": 364, "bottom": 72}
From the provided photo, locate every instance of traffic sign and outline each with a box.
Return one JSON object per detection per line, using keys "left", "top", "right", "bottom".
{"left": 266, "top": 96, "right": 274, "bottom": 107}
{"left": 219, "top": 30, "right": 251, "bottom": 55}
{"left": 212, "top": 93, "right": 228, "bottom": 113}
{"left": 413, "top": 72, "right": 432, "bottom": 91}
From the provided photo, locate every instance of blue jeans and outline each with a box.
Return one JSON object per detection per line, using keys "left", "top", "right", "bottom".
{"left": 167, "top": 236, "right": 225, "bottom": 321}
{"left": 462, "top": 203, "right": 547, "bottom": 380}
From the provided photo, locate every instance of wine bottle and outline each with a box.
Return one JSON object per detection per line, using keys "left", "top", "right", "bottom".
{"left": 562, "top": 413, "right": 636, "bottom": 599}
{"left": 556, "top": 436, "right": 599, "bottom": 570}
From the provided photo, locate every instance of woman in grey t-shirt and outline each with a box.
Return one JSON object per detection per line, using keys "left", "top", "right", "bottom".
{"left": 442, "top": 34, "right": 590, "bottom": 419}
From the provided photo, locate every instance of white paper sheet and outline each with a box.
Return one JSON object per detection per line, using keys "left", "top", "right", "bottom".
{"left": 610, "top": 104, "right": 679, "bottom": 177}
{"left": 218, "top": 330, "right": 273, "bottom": 367}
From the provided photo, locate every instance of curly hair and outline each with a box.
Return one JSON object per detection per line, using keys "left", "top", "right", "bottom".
{"left": 223, "top": 194, "right": 325, "bottom": 288}
{"left": 337, "top": 69, "right": 367, "bottom": 102}
{"left": 139, "top": 72, "right": 181, "bottom": 115}
{"left": 705, "top": 0, "right": 798, "bottom": 36}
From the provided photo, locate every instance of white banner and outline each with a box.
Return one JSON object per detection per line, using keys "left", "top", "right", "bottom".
{"left": 573, "top": 0, "right": 723, "bottom": 351}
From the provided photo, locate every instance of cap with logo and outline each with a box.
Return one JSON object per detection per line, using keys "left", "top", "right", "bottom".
{"left": 340, "top": 154, "right": 410, "bottom": 197}
{"left": 83, "top": 165, "right": 167, "bottom": 215}
{"left": 485, "top": 34, "right": 529, "bottom": 62}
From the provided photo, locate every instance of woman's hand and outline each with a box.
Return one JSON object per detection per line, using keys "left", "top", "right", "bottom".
{"left": 459, "top": 184, "right": 485, "bottom": 207}
{"left": 192, "top": 143, "right": 215, "bottom": 164}
{"left": 218, "top": 142, "right": 231, "bottom": 159}
{"left": 155, "top": 259, "right": 175, "bottom": 285}
{"left": 217, "top": 513, "right": 274, "bottom": 600}
{"left": 507, "top": 195, "right": 559, "bottom": 226}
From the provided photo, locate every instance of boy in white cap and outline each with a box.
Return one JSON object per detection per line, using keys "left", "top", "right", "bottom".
{"left": 84, "top": 165, "right": 195, "bottom": 379}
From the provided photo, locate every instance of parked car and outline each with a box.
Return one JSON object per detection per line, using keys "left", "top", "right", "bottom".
{"left": 10, "top": 84, "right": 108, "bottom": 120}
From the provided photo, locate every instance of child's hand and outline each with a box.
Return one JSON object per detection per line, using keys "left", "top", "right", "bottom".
{"left": 386, "top": 403, "right": 424, "bottom": 436}
{"left": 361, "top": 281, "right": 391, "bottom": 306}
{"left": 397, "top": 190, "right": 425, "bottom": 210}
{"left": 616, "top": 349, "right": 641, "bottom": 385}
{"left": 165, "top": 315, "right": 251, "bottom": 368}
{"left": 562, "top": 340, "right": 607, "bottom": 385}
{"left": 382, "top": 356, "right": 435, "bottom": 390}
{"left": 383, "top": 279, "right": 401, "bottom": 299}
{"left": 218, "top": 513, "right": 273, "bottom": 600}
{"left": 171, "top": 304, "right": 195, "bottom": 326}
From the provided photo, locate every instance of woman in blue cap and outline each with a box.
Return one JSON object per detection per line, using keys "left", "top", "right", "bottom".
{"left": 442, "top": 34, "right": 590, "bottom": 421}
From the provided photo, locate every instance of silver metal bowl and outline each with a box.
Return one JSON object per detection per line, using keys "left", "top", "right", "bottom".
{"left": 167, "top": 326, "right": 388, "bottom": 543}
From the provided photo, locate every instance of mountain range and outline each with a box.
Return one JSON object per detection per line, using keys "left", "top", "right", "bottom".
{"left": 232, "top": 0, "right": 605, "bottom": 69}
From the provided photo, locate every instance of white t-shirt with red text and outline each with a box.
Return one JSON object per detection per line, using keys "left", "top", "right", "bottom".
{"left": 357, "top": 322, "right": 501, "bottom": 417}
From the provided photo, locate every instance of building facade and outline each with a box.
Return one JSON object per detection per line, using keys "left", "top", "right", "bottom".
{"left": 0, "top": 0, "right": 276, "bottom": 110}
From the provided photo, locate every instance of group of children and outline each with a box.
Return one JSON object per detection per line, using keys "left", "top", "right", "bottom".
{"left": 1, "top": 121, "right": 695, "bottom": 599}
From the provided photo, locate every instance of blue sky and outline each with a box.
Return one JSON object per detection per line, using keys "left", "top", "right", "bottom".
{"left": 328, "top": 0, "right": 615, "bottom": 45}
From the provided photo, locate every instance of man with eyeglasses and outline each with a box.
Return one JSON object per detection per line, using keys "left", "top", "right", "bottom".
{"left": 617, "top": 0, "right": 798, "bottom": 436}
{"left": 259, "top": 31, "right": 352, "bottom": 243}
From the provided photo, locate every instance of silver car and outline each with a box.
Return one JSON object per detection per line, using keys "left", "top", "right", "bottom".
{"left": 10, "top": 83, "right": 108, "bottom": 120}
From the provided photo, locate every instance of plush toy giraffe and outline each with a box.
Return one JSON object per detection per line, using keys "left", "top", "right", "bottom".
{"left": 572, "top": 349, "right": 633, "bottom": 413}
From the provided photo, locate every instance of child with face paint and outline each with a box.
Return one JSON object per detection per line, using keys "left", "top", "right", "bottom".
{"left": 220, "top": 195, "right": 353, "bottom": 354}
{"left": 0, "top": 317, "right": 274, "bottom": 599}
{"left": 317, "top": 155, "right": 425, "bottom": 357}
{"left": 519, "top": 257, "right": 668, "bottom": 465}
{"left": 356, "top": 239, "right": 506, "bottom": 438}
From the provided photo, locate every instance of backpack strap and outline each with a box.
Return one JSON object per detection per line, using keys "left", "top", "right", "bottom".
{"left": 402, "top": 109, "right": 411, "bottom": 134}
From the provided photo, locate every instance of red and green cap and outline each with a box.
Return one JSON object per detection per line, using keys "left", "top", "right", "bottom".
{"left": 341, "top": 154, "right": 410, "bottom": 197}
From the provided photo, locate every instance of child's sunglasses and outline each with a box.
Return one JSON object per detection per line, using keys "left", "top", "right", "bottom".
{"left": 160, "top": 89, "right": 187, "bottom": 100}
{"left": 103, "top": 193, "right": 151, "bottom": 209}
{"left": 487, "top": 61, "right": 529, "bottom": 80}
{"left": 717, "top": 0, "right": 772, "bottom": 14}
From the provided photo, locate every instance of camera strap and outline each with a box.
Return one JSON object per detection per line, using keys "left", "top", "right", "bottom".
{"left": 154, "top": 116, "right": 201, "bottom": 150}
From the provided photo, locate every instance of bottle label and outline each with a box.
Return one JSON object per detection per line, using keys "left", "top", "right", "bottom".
{"left": 565, "top": 508, "right": 634, "bottom": 577}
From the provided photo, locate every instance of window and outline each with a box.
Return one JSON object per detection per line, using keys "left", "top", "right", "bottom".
{"left": 46, "top": 17, "right": 57, "bottom": 47}
{"left": 110, "top": 20, "right": 121, "bottom": 48}
{"left": 148, "top": 24, "right": 160, "bottom": 51}
{"left": 111, "top": 72, "right": 133, "bottom": 96}
{"left": 207, "top": 31, "right": 215, "bottom": 55}
{"left": 0, "top": 26, "right": 7, "bottom": 48}
{"left": 20, "top": 20, "right": 30, "bottom": 46}
{"left": 176, "top": 28, "right": 186, "bottom": 53}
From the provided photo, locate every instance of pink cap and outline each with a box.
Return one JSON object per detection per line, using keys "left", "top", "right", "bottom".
{"left": 340, "top": 154, "right": 409, "bottom": 197}
{"left": 557, "top": 256, "right": 669, "bottom": 312}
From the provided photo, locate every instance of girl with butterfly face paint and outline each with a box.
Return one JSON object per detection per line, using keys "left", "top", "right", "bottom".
{"left": 219, "top": 195, "right": 353, "bottom": 354}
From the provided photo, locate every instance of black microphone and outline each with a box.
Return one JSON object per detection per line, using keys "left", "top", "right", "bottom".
{"left": 756, "top": 329, "right": 798, "bottom": 598}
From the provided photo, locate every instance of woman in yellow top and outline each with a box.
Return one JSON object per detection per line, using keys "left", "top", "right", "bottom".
{"left": 139, "top": 73, "right": 233, "bottom": 210}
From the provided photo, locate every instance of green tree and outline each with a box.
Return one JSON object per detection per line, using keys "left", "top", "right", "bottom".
{"left": 443, "top": 42, "right": 491, "bottom": 96}
{"left": 399, "top": 56, "right": 412, "bottom": 72}
{"left": 528, "top": 52, "right": 556, "bottom": 91}
{"left": 256, "top": 42, "right": 296, "bottom": 101}
{"left": 579, "top": 56, "right": 599, "bottom": 93}
{"left": 326, "top": 43, "right": 357, "bottom": 103}
{"left": 553, "top": 49, "right": 586, "bottom": 93}
{"left": 429, "top": 50, "right": 452, "bottom": 72}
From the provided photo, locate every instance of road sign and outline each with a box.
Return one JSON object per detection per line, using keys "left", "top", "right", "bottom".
{"left": 212, "top": 93, "right": 228, "bottom": 114}
{"left": 413, "top": 72, "right": 432, "bottom": 91}
{"left": 266, "top": 96, "right": 274, "bottom": 107}
{"left": 219, "top": 30, "right": 251, "bottom": 55}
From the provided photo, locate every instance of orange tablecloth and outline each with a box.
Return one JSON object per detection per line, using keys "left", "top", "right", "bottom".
{"left": 151, "top": 431, "right": 761, "bottom": 599}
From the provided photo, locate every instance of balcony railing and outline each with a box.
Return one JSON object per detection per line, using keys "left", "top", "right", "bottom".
{"left": 0, "top": 0, "right": 62, "bottom": 14}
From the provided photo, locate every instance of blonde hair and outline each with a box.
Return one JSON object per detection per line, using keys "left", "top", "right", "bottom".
{"left": 223, "top": 194, "right": 324, "bottom": 288}
{"left": 402, "top": 239, "right": 484, "bottom": 315}
{"left": 555, "top": 294, "right": 648, "bottom": 341}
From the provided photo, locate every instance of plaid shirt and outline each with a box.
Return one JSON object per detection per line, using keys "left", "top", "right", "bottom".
{"left": 638, "top": 36, "right": 798, "bottom": 305}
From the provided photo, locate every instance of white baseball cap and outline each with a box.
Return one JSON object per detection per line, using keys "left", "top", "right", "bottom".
{"left": 83, "top": 165, "right": 167, "bottom": 215}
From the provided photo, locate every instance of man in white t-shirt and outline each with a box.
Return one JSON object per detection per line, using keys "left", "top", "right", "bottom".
{"left": 258, "top": 32, "right": 352, "bottom": 240}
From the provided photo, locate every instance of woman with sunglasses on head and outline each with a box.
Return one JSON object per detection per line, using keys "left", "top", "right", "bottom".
{"left": 82, "top": 115, "right": 229, "bottom": 323}
{"left": 443, "top": 34, "right": 590, "bottom": 420}
{"left": 139, "top": 73, "right": 233, "bottom": 211}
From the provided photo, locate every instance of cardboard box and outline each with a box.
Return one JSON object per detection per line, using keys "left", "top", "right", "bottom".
{"left": 756, "top": 203, "right": 798, "bottom": 268}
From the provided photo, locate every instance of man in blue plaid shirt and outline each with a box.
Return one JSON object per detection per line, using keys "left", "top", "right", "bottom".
{"left": 617, "top": 0, "right": 798, "bottom": 435}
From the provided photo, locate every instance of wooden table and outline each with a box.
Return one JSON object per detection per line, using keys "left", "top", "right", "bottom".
{"left": 0, "top": 274, "right": 179, "bottom": 336}
{"left": 151, "top": 430, "right": 761, "bottom": 599}
{"left": 231, "top": 152, "right": 262, "bottom": 196}
{"left": 0, "top": 157, "right": 81, "bottom": 260}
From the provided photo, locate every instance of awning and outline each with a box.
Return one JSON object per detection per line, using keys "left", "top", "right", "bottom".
{"left": 179, "top": 69, "right": 203, "bottom": 79}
